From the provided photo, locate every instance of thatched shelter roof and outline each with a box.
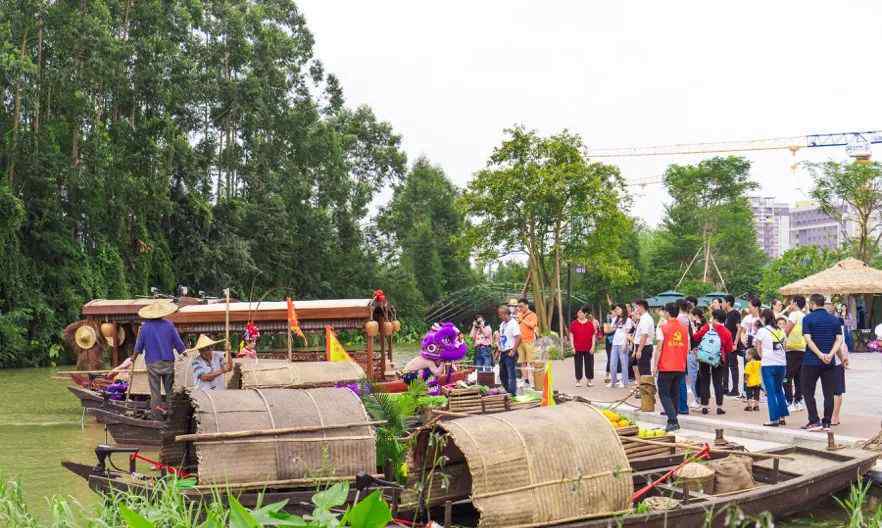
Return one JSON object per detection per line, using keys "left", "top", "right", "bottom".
{"left": 779, "top": 258, "right": 882, "bottom": 296}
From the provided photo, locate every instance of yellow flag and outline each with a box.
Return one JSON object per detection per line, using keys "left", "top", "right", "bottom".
{"left": 541, "top": 364, "right": 555, "bottom": 407}
{"left": 325, "top": 325, "right": 354, "bottom": 362}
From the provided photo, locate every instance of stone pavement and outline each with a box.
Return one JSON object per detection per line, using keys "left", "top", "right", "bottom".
{"left": 546, "top": 352, "right": 882, "bottom": 445}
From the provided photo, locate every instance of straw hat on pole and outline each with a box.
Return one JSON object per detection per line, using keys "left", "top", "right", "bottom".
{"left": 138, "top": 301, "right": 179, "bottom": 320}
{"left": 74, "top": 325, "right": 98, "bottom": 349}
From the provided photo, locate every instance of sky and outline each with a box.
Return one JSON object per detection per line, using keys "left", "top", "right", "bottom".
{"left": 298, "top": 1, "right": 882, "bottom": 226}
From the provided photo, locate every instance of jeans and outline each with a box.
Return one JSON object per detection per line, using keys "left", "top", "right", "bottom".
{"left": 801, "top": 363, "right": 837, "bottom": 426}
{"left": 474, "top": 345, "right": 493, "bottom": 372}
{"left": 761, "top": 365, "right": 789, "bottom": 422}
{"left": 147, "top": 360, "right": 174, "bottom": 410}
{"left": 678, "top": 377, "right": 689, "bottom": 413}
{"left": 657, "top": 371, "right": 684, "bottom": 427}
{"left": 605, "top": 335, "right": 614, "bottom": 373}
{"left": 784, "top": 350, "right": 803, "bottom": 404}
{"left": 686, "top": 352, "right": 699, "bottom": 398}
{"left": 574, "top": 350, "right": 594, "bottom": 381}
{"left": 499, "top": 352, "right": 518, "bottom": 395}
{"left": 697, "top": 361, "right": 725, "bottom": 406}
{"left": 609, "top": 344, "right": 630, "bottom": 385}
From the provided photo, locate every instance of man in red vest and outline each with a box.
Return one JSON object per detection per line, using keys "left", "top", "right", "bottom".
{"left": 653, "top": 302, "right": 689, "bottom": 432}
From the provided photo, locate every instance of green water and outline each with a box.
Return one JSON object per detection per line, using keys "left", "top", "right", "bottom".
{"left": 0, "top": 362, "right": 871, "bottom": 525}
{"left": 0, "top": 367, "right": 106, "bottom": 516}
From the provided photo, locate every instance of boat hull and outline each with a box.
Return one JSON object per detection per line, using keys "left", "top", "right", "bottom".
{"left": 88, "top": 408, "right": 163, "bottom": 447}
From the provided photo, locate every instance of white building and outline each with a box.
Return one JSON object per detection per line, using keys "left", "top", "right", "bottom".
{"left": 749, "top": 196, "right": 791, "bottom": 258}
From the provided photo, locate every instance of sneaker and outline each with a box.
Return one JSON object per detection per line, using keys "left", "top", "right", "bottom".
{"left": 794, "top": 402, "right": 805, "bottom": 412}
{"left": 822, "top": 424, "right": 832, "bottom": 432}
{"left": 575, "top": 380, "right": 583, "bottom": 387}
{"left": 701, "top": 407, "right": 709, "bottom": 415}
{"left": 690, "top": 401, "right": 702, "bottom": 410}
{"left": 586, "top": 380, "right": 593, "bottom": 387}
{"left": 604, "top": 375, "right": 611, "bottom": 384}
{"left": 804, "top": 423, "right": 824, "bottom": 432}
{"left": 786, "top": 403, "right": 795, "bottom": 413}
{"left": 763, "top": 421, "right": 779, "bottom": 427}
{"left": 605, "top": 382, "right": 613, "bottom": 388}
{"left": 744, "top": 405, "right": 754, "bottom": 412}
{"left": 716, "top": 408, "right": 726, "bottom": 415}
{"left": 664, "top": 423, "right": 680, "bottom": 433}
{"left": 759, "top": 396, "right": 768, "bottom": 404}
{"left": 616, "top": 382, "right": 625, "bottom": 388}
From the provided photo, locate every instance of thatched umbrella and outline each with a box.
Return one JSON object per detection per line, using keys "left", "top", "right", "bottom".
{"left": 778, "top": 258, "right": 882, "bottom": 296}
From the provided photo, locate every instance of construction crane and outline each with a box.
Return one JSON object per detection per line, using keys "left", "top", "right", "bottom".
{"left": 598, "top": 130, "right": 882, "bottom": 187}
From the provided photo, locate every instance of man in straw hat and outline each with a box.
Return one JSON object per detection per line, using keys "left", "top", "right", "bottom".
{"left": 134, "top": 301, "right": 186, "bottom": 415}
{"left": 190, "top": 334, "right": 232, "bottom": 391}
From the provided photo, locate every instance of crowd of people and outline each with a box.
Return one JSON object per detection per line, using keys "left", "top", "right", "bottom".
{"left": 562, "top": 293, "right": 853, "bottom": 432}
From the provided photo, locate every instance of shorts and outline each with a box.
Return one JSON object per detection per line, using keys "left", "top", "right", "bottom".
{"left": 517, "top": 341, "right": 536, "bottom": 364}
{"left": 834, "top": 364, "right": 846, "bottom": 395}
{"left": 745, "top": 386, "right": 761, "bottom": 400}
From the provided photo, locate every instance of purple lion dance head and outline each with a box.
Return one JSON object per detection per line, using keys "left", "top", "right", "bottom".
{"left": 420, "top": 322, "right": 467, "bottom": 362}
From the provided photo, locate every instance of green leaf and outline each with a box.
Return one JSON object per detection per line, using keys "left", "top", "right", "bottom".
{"left": 340, "top": 490, "right": 391, "bottom": 528}
{"left": 250, "top": 500, "right": 309, "bottom": 527}
{"left": 118, "top": 504, "right": 155, "bottom": 528}
{"left": 174, "top": 477, "right": 199, "bottom": 490}
{"left": 228, "top": 495, "right": 260, "bottom": 528}
{"left": 312, "top": 482, "right": 349, "bottom": 511}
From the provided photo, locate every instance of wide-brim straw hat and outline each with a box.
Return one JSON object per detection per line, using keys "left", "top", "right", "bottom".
{"left": 189, "top": 334, "right": 225, "bottom": 352}
{"left": 138, "top": 301, "right": 179, "bottom": 320}
{"left": 103, "top": 327, "right": 126, "bottom": 347}
{"left": 75, "top": 325, "right": 98, "bottom": 349}
{"left": 507, "top": 298, "right": 519, "bottom": 307}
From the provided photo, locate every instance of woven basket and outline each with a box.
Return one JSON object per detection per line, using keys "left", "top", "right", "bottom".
{"left": 409, "top": 402, "right": 633, "bottom": 527}
{"left": 675, "top": 462, "right": 715, "bottom": 494}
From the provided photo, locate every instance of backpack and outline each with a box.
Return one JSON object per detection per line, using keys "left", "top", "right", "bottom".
{"left": 697, "top": 325, "right": 722, "bottom": 366}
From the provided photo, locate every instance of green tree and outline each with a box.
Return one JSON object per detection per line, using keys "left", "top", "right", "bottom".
{"left": 808, "top": 160, "right": 882, "bottom": 263}
{"left": 757, "top": 246, "right": 844, "bottom": 302}
{"left": 460, "top": 126, "right": 632, "bottom": 335}
{"left": 378, "top": 157, "right": 472, "bottom": 307}
{"left": 648, "top": 156, "right": 767, "bottom": 296}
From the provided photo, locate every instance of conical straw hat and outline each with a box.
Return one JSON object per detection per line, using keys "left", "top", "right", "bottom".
{"left": 138, "top": 301, "right": 179, "bottom": 320}
{"left": 105, "top": 326, "right": 126, "bottom": 346}
{"left": 189, "top": 334, "right": 225, "bottom": 352}
{"left": 75, "top": 325, "right": 98, "bottom": 349}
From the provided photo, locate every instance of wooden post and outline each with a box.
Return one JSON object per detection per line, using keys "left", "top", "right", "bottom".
{"left": 366, "top": 329, "right": 375, "bottom": 380}
{"left": 771, "top": 458, "right": 780, "bottom": 484}
{"left": 111, "top": 322, "right": 120, "bottom": 367}
{"left": 443, "top": 500, "right": 452, "bottom": 528}
{"left": 224, "top": 289, "right": 231, "bottom": 364}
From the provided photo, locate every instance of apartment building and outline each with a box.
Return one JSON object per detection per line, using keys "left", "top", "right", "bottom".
{"left": 749, "top": 196, "right": 791, "bottom": 258}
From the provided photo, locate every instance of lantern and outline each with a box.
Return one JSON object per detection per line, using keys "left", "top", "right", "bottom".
{"left": 365, "top": 320, "right": 379, "bottom": 337}
{"left": 392, "top": 320, "right": 401, "bottom": 333}
{"left": 382, "top": 321, "right": 394, "bottom": 336}
{"left": 100, "top": 323, "right": 115, "bottom": 340}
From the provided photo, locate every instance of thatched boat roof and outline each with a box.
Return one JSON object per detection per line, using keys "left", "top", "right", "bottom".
{"left": 779, "top": 258, "right": 882, "bottom": 296}
{"left": 410, "top": 402, "right": 633, "bottom": 527}
{"left": 238, "top": 359, "right": 365, "bottom": 389}
{"left": 188, "top": 387, "right": 375, "bottom": 486}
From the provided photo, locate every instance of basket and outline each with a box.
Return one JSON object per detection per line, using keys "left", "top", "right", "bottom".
{"left": 675, "top": 462, "right": 715, "bottom": 494}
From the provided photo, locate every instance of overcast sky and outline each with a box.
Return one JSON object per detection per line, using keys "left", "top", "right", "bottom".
{"left": 298, "top": 1, "right": 882, "bottom": 226}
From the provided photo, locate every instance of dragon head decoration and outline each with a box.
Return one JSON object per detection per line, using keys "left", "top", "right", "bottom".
{"left": 420, "top": 322, "right": 467, "bottom": 362}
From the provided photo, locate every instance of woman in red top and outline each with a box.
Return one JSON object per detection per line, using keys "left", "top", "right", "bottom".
{"left": 692, "top": 308, "right": 734, "bottom": 415}
{"left": 569, "top": 306, "right": 597, "bottom": 387}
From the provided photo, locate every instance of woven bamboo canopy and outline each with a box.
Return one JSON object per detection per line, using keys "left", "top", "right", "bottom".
{"left": 187, "top": 387, "right": 375, "bottom": 486}
{"left": 409, "top": 403, "right": 632, "bottom": 527}
{"left": 238, "top": 359, "right": 365, "bottom": 389}
{"left": 779, "top": 258, "right": 882, "bottom": 296}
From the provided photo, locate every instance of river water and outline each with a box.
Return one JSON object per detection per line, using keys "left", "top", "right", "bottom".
{"left": 0, "top": 366, "right": 870, "bottom": 525}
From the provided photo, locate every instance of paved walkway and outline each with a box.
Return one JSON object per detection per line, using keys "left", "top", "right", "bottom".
{"left": 547, "top": 352, "right": 882, "bottom": 445}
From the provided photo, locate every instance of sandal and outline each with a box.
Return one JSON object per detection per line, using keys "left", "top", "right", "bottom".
{"left": 743, "top": 406, "right": 753, "bottom": 412}
{"left": 763, "top": 422, "right": 779, "bottom": 427}
{"left": 778, "top": 418, "right": 786, "bottom": 426}
{"left": 701, "top": 408, "right": 709, "bottom": 415}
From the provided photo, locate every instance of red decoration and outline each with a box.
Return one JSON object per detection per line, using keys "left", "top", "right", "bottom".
{"left": 373, "top": 289, "right": 386, "bottom": 304}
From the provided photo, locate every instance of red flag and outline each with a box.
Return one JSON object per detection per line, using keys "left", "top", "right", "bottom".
{"left": 287, "top": 297, "right": 306, "bottom": 344}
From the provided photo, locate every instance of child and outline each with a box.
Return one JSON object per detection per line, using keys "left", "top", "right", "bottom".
{"left": 743, "top": 348, "right": 762, "bottom": 411}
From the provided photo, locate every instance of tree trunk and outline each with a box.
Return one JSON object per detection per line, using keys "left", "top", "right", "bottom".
{"left": 702, "top": 223, "right": 711, "bottom": 284}
{"left": 35, "top": 18, "right": 43, "bottom": 138}
{"left": 526, "top": 233, "right": 548, "bottom": 332}
{"left": 9, "top": 29, "right": 28, "bottom": 186}
{"left": 554, "top": 222, "right": 566, "bottom": 344}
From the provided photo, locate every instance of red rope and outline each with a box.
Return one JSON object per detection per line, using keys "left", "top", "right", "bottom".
{"left": 130, "top": 452, "right": 192, "bottom": 478}
{"left": 630, "top": 443, "right": 710, "bottom": 502}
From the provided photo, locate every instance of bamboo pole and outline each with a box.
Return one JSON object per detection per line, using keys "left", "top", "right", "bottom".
{"left": 623, "top": 437, "right": 794, "bottom": 460}
{"left": 192, "top": 473, "right": 384, "bottom": 492}
{"left": 175, "top": 420, "right": 387, "bottom": 443}
{"left": 224, "top": 288, "right": 231, "bottom": 365}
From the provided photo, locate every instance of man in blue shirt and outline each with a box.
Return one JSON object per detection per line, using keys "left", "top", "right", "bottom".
{"left": 800, "top": 294, "right": 844, "bottom": 432}
{"left": 134, "top": 301, "right": 186, "bottom": 414}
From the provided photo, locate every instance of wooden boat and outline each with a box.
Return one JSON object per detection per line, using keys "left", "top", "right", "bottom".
{"left": 67, "top": 386, "right": 148, "bottom": 416}
{"left": 419, "top": 446, "right": 877, "bottom": 528}
{"left": 88, "top": 408, "right": 163, "bottom": 447}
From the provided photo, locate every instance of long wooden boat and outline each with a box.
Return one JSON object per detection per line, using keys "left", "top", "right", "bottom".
{"left": 68, "top": 386, "right": 148, "bottom": 417}
{"left": 428, "top": 446, "right": 876, "bottom": 528}
{"left": 88, "top": 408, "right": 163, "bottom": 447}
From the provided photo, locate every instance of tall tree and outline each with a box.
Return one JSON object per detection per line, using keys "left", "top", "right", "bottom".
{"left": 460, "top": 126, "right": 631, "bottom": 334}
{"left": 648, "top": 156, "right": 767, "bottom": 295}
{"left": 757, "top": 246, "right": 844, "bottom": 302}
{"left": 808, "top": 160, "right": 882, "bottom": 263}
{"left": 377, "top": 157, "right": 472, "bottom": 307}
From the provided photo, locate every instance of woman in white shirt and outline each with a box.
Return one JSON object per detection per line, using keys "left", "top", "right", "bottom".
{"left": 608, "top": 304, "right": 634, "bottom": 387}
{"left": 754, "top": 309, "right": 789, "bottom": 427}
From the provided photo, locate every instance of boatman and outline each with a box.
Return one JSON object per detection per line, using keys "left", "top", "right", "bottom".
{"left": 191, "top": 334, "right": 232, "bottom": 391}
{"left": 134, "top": 301, "right": 187, "bottom": 416}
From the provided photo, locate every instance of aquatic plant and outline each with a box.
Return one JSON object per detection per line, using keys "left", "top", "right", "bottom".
{"left": 0, "top": 476, "right": 391, "bottom": 528}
